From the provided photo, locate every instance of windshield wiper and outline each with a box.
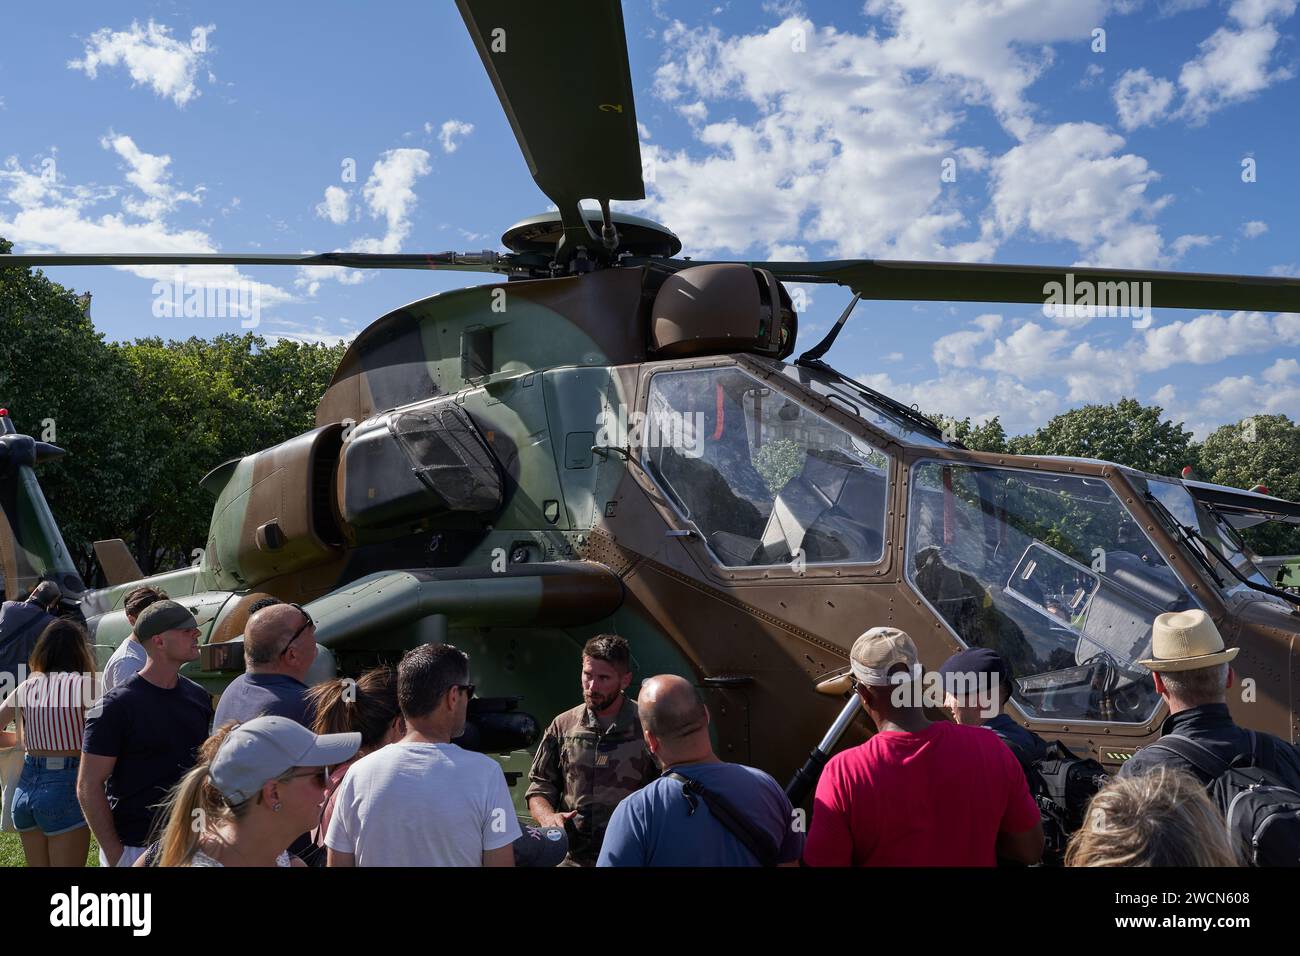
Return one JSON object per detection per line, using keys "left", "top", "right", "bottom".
{"left": 1145, "top": 492, "right": 1300, "bottom": 608}
{"left": 1144, "top": 491, "right": 1225, "bottom": 588}
{"left": 795, "top": 358, "right": 949, "bottom": 443}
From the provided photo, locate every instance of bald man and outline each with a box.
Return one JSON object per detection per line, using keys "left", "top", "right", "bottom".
{"left": 213, "top": 603, "right": 319, "bottom": 729}
{"left": 596, "top": 675, "right": 803, "bottom": 867}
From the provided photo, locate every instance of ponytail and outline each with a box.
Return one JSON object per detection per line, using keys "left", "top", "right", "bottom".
{"left": 308, "top": 666, "right": 400, "bottom": 750}
{"left": 154, "top": 720, "right": 244, "bottom": 867}
{"left": 155, "top": 763, "right": 226, "bottom": 867}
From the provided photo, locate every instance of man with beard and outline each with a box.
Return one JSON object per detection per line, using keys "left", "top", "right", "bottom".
{"left": 526, "top": 635, "right": 658, "bottom": 866}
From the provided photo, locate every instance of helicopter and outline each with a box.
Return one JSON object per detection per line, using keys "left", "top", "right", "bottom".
{"left": 4, "top": 0, "right": 1300, "bottom": 816}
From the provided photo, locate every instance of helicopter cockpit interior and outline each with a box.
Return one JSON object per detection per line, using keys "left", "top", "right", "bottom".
{"left": 642, "top": 366, "right": 890, "bottom": 569}
{"left": 907, "top": 463, "right": 1197, "bottom": 724}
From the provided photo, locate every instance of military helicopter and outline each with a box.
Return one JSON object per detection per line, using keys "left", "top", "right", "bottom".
{"left": 4, "top": 0, "right": 1300, "bottom": 812}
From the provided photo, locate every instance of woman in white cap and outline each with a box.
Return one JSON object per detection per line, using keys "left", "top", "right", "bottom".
{"left": 148, "top": 715, "right": 360, "bottom": 867}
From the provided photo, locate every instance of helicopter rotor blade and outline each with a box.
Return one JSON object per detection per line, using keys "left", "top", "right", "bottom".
{"left": 456, "top": 0, "right": 644, "bottom": 256}
{"left": 638, "top": 257, "right": 1300, "bottom": 313}
{"left": 0, "top": 251, "right": 517, "bottom": 273}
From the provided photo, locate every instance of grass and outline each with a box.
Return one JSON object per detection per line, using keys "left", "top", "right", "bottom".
{"left": 0, "top": 830, "right": 100, "bottom": 867}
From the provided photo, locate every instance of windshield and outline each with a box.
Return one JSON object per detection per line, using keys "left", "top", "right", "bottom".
{"left": 642, "top": 367, "right": 891, "bottom": 568}
{"left": 906, "top": 462, "right": 1201, "bottom": 724}
{"left": 1135, "top": 475, "right": 1279, "bottom": 600}
{"left": 770, "top": 362, "right": 949, "bottom": 448}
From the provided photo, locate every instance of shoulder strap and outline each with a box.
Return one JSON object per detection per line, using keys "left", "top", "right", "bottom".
{"left": 1146, "top": 734, "right": 1231, "bottom": 780}
{"left": 665, "top": 771, "right": 780, "bottom": 867}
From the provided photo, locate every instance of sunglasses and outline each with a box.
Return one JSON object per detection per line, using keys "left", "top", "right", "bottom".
{"left": 283, "top": 767, "right": 330, "bottom": 787}
{"left": 454, "top": 683, "right": 476, "bottom": 699}
{"left": 280, "top": 604, "right": 315, "bottom": 657}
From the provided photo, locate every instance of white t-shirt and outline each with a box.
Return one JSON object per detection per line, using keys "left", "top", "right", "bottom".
{"left": 101, "top": 638, "right": 148, "bottom": 695}
{"left": 325, "top": 741, "right": 521, "bottom": 866}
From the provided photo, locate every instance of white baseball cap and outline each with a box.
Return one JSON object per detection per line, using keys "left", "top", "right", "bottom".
{"left": 209, "top": 716, "right": 360, "bottom": 805}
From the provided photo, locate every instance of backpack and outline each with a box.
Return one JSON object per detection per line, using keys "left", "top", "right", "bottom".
{"left": 1147, "top": 731, "right": 1300, "bottom": 867}
{"left": 1005, "top": 739, "right": 1108, "bottom": 864}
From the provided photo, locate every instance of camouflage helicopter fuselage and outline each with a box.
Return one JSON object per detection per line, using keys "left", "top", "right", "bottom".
{"left": 7, "top": 261, "right": 1300, "bottom": 815}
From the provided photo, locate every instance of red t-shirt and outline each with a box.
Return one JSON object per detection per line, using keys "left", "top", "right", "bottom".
{"left": 803, "top": 721, "right": 1039, "bottom": 866}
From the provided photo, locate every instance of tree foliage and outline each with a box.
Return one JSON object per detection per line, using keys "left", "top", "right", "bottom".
{"left": 1197, "top": 415, "right": 1300, "bottom": 555}
{"left": 2, "top": 241, "right": 346, "bottom": 582}
{"left": 1008, "top": 398, "right": 1195, "bottom": 476}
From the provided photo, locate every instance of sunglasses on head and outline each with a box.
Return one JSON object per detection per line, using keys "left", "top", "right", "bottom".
{"left": 280, "top": 603, "right": 315, "bottom": 657}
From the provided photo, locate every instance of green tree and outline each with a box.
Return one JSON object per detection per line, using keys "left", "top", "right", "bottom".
{"left": 753, "top": 438, "right": 804, "bottom": 496}
{"left": 115, "top": 333, "right": 345, "bottom": 573}
{"left": 1197, "top": 414, "right": 1300, "bottom": 556}
{"left": 1009, "top": 398, "right": 1194, "bottom": 476}
{"left": 0, "top": 238, "right": 152, "bottom": 585}
{"left": 926, "top": 412, "right": 1010, "bottom": 453}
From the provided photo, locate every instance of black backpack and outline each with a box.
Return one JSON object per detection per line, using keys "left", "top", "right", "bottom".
{"left": 1147, "top": 731, "right": 1300, "bottom": 867}
{"left": 1005, "top": 739, "right": 1108, "bottom": 864}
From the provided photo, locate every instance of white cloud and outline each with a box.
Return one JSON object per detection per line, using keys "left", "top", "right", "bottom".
{"left": 863, "top": 0, "right": 1109, "bottom": 140}
{"left": 985, "top": 122, "right": 1172, "bottom": 268}
{"left": 1139, "top": 310, "right": 1300, "bottom": 370}
{"left": 0, "top": 150, "right": 293, "bottom": 314}
{"left": 1112, "top": 68, "right": 1176, "bottom": 130}
{"left": 352, "top": 148, "right": 432, "bottom": 254}
{"left": 640, "top": 18, "right": 991, "bottom": 260}
{"left": 100, "top": 133, "right": 201, "bottom": 220}
{"left": 1242, "top": 220, "right": 1269, "bottom": 238}
{"left": 1170, "top": 233, "right": 1214, "bottom": 257}
{"left": 438, "top": 120, "right": 474, "bottom": 154}
{"left": 261, "top": 317, "right": 359, "bottom": 348}
{"left": 315, "top": 185, "right": 350, "bottom": 225}
{"left": 1167, "top": 357, "right": 1300, "bottom": 437}
{"left": 1264, "top": 357, "right": 1300, "bottom": 384}
{"left": 857, "top": 370, "right": 1063, "bottom": 434}
{"left": 1176, "top": 0, "right": 1297, "bottom": 123}
{"left": 69, "top": 20, "right": 214, "bottom": 107}
{"left": 932, "top": 313, "right": 1002, "bottom": 367}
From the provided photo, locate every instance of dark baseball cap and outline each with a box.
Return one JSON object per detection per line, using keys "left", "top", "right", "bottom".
{"left": 936, "top": 647, "right": 1014, "bottom": 702}
{"left": 29, "top": 581, "right": 61, "bottom": 605}
{"left": 135, "top": 599, "right": 199, "bottom": 641}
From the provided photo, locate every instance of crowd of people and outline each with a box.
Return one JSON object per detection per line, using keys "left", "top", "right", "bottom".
{"left": 1, "top": 579, "right": 1298, "bottom": 868}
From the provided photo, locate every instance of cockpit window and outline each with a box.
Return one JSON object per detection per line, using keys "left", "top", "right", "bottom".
{"left": 906, "top": 462, "right": 1199, "bottom": 724}
{"left": 1136, "top": 475, "right": 1281, "bottom": 601}
{"left": 771, "top": 362, "right": 948, "bottom": 448}
{"left": 643, "top": 367, "right": 890, "bottom": 568}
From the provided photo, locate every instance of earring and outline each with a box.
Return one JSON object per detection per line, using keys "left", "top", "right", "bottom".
{"left": 273, "top": 802, "right": 282, "bottom": 812}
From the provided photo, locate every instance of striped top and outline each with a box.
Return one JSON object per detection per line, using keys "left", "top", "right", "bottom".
{"left": 19, "top": 672, "right": 92, "bottom": 752}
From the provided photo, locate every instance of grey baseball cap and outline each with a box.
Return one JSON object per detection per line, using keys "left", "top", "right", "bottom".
{"left": 135, "top": 599, "right": 198, "bottom": 641}
{"left": 209, "top": 716, "right": 360, "bottom": 805}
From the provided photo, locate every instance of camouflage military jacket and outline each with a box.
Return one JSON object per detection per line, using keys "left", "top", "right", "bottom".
{"left": 525, "top": 696, "right": 659, "bottom": 866}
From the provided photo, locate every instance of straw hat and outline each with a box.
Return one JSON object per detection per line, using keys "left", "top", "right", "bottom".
{"left": 1138, "top": 609, "right": 1238, "bottom": 672}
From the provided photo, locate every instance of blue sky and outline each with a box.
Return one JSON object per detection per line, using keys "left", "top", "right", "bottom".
{"left": 1, "top": 0, "right": 1297, "bottom": 438}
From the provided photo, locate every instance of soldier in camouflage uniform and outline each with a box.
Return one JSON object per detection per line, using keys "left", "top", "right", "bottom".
{"left": 526, "top": 635, "right": 659, "bottom": 866}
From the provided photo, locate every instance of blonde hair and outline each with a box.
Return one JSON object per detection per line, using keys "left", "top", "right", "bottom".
{"left": 1065, "top": 767, "right": 1238, "bottom": 867}
{"left": 154, "top": 721, "right": 296, "bottom": 867}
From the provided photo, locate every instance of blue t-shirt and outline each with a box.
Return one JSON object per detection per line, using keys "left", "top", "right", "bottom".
{"left": 82, "top": 673, "right": 213, "bottom": 846}
{"left": 213, "top": 672, "right": 315, "bottom": 729}
{"left": 597, "top": 761, "right": 804, "bottom": 866}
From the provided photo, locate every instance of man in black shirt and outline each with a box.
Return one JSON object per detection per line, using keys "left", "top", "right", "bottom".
{"left": 1119, "top": 609, "right": 1300, "bottom": 787}
{"left": 78, "top": 600, "right": 212, "bottom": 867}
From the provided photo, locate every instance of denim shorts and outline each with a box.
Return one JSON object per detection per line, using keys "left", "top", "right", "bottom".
{"left": 12, "top": 754, "right": 88, "bottom": 836}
